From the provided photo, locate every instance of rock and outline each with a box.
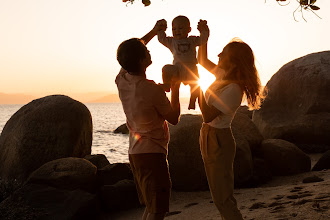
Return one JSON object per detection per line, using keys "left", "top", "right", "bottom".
{"left": 85, "top": 154, "right": 111, "bottom": 170}
{"left": 231, "top": 112, "right": 264, "bottom": 186}
{"left": 0, "top": 183, "right": 100, "bottom": 220}
{"left": 312, "top": 150, "right": 330, "bottom": 171}
{"left": 168, "top": 113, "right": 268, "bottom": 190}
{"left": 167, "top": 114, "right": 207, "bottom": 191}
{"left": 100, "top": 179, "right": 140, "bottom": 212}
{"left": 114, "top": 123, "right": 129, "bottom": 134}
{"left": 302, "top": 175, "right": 324, "bottom": 183}
{"left": 236, "top": 105, "right": 253, "bottom": 119}
{"left": 0, "top": 95, "right": 92, "bottom": 182}
{"left": 257, "top": 139, "right": 311, "bottom": 175}
{"left": 253, "top": 51, "right": 330, "bottom": 153}
{"left": 250, "top": 157, "right": 272, "bottom": 186}
{"left": 27, "top": 157, "right": 97, "bottom": 193}
{"left": 98, "top": 163, "right": 133, "bottom": 185}
{"left": 233, "top": 136, "right": 254, "bottom": 187}
{"left": 232, "top": 112, "right": 264, "bottom": 153}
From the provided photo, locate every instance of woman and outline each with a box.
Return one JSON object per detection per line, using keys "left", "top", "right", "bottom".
{"left": 197, "top": 21, "right": 264, "bottom": 220}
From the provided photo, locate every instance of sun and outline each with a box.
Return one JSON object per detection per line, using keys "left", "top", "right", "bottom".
{"left": 198, "top": 65, "right": 216, "bottom": 92}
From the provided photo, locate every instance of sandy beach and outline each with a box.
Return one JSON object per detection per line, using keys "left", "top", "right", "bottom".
{"left": 106, "top": 154, "right": 330, "bottom": 220}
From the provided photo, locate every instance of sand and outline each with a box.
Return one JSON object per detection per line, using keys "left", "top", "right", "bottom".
{"left": 105, "top": 154, "right": 330, "bottom": 220}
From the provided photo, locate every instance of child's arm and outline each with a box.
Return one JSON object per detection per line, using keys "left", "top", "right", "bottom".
{"left": 141, "top": 19, "right": 166, "bottom": 45}
{"left": 157, "top": 19, "right": 172, "bottom": 49}
{"left": 197, "top": 20, "right": 217, "bottom": 74}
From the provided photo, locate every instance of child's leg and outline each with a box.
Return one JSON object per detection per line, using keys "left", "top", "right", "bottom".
{"left": 186, "top": 65, "right": 199, "bottom": 110}
{"left": 188, "top": 82, "right": 199, "bottom": 110}
{"left": 162, "top": 64, "right": 179, "bottom": 92}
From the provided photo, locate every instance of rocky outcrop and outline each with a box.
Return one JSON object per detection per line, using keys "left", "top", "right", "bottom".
{"left": 85, "top": 154, "right": 111, "bottom": 170}
{"left": 256, "top": 139, "right": 311, "bottom": 175}
{"left": 0, "top": 95, "right": 93, "bottom": 182}
{"left": 168, "top": 113, "right": 266, "bottom": 190}
{"left": 168, "top": 114, "right": 207, "bottom": 191}
{"left": 253, "top": 51, "right": 330, "bottom": 153}
{"left": 114, "top": 123, "right": 129, "bottom": 134}
{"left": 312, "top": 150, "right": 330, "bottom": 171}
{"left": 0, "top": 154, "right": 139, "bottom": 217}
{"left": 27, "top": 157, "right": 98, "bottom": 193}
{"left": 0, "top": 183, "right": 99, "bottom": 220}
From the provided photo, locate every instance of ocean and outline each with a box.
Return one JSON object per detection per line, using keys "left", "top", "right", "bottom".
{"left": 0, "top": 102, "right": 200, "bottom": 163}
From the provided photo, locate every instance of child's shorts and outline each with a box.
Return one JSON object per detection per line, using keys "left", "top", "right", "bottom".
{"left": 129, "top": 153, "right": 171, "bottom": 214}
{"left": 175, "top": 62, "right": 199, "bottom": 85}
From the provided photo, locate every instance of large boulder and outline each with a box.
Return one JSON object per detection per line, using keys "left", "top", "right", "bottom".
{"left": 256, "top": 139, "right": 311, "bottom": 175}
{"left": 253, "top": 51, "right": 330, "bottom": 153}
{"left": 0, "top": 95, "right": 93, "bottom": 182}
{"left": 168, "top": 114, "right": 206, "bottom": 191}
{"left": 168, "top": 113, "right": 264, "bottom": 191}
{"left": 27, "top": 157, "right": 97, "bottom": 193}
{"left": 231, "top": 113, "right": 264, "bottom": 186}
{"left": 0, "top": 183, "right": 99, "bottom": 220}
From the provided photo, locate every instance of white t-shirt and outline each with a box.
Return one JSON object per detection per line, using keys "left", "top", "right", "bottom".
{"left": 205, "top": 83, "right": 243, "bottom": 128}
{"left": 157, "top": 30, "right": 209, "bottom": 65}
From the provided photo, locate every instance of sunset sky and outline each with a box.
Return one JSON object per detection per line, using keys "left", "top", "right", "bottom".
{"left": 1, "top": 0, "right": 330, "bottom": 103}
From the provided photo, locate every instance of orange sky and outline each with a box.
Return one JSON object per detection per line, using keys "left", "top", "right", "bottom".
{"left": 1, "top": 0, "right": 330, "bottom": 103}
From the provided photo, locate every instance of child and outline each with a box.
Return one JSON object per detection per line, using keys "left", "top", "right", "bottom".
{"left": 157, "top": 16, "right": 209, "bottom": 109}
{"left": 115, "top": 20, "right": 181, "bottom": 220}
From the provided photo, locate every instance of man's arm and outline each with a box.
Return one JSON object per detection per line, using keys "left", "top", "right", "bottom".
{"left": 163, "top": 81, "right": 180, "bottom": 125}
{"left": 141, "top": 19, "right": 166, "bottom": 45}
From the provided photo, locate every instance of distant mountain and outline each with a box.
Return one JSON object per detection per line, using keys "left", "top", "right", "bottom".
{"left": 0, "top": 93, "right": 36, "bottom": 104}
{"left": 87, "top": 94, "right": 120, "bottom": 103}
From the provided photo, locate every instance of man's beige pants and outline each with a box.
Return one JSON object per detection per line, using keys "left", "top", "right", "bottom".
{"left": 200, "top": 123, "right": 243, "bottom": 220}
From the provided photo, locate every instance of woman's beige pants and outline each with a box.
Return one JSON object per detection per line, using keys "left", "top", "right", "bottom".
{"left": 200, "top": 123, "right": 243, "bottom": 220}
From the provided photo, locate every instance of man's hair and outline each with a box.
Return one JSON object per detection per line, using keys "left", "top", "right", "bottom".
{"left": 117, "top": 38, "right": 147, "bottom": 73}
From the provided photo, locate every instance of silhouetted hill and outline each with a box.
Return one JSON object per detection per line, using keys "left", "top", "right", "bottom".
{"left": 87, "top": 94, "right": 120, "bottom": 103}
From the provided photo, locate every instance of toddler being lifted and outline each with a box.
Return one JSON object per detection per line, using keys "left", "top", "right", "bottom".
{"left": 157, "top": 16, "right": 209, "bottom": 109}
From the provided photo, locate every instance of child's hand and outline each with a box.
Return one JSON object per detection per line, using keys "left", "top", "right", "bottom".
{"left": 153, "top": 19, "right": 167, "bottom": 32}
{"left": 197, "top": 19, "right": 209, "bottom": 32}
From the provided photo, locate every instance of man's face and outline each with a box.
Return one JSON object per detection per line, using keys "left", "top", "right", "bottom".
{"left": 141, "top": 47, "right": 152, "bottom": 69}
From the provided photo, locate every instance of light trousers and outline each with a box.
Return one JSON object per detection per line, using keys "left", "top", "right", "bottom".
{"left": 200, "top": 123, "right": 243, "bottom": 220}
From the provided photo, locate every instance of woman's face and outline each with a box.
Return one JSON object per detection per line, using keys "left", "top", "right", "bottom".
{"left": 217, "top": 46, "right": 232, "bottom": 71}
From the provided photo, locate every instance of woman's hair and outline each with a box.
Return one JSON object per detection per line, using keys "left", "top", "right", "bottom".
{"left": 117, "top": 38, "right": 147, "bottom": 73}
{"left": 222, "top": 39, "right": 265, "bottom": 110}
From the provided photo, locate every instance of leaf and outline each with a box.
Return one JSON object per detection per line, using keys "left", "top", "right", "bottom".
{"left": 310, "top": 5, "right": 320, "bottom": 10}
{"left": 310, "top": 0, "right": 317, "bottom": 5}
{"left": 300, "top": 0, "right": 309, "bottom": 5}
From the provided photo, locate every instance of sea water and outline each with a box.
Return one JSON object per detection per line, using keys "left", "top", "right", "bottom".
{"left": 0, "top": 102, "right": 200, "bottom": 163}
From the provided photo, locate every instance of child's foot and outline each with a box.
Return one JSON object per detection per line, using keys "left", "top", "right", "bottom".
{"left": 188, "top": 102, "right": 196, "bottom": 110}
{"left": 160, "top": 83, "right": 171, "bottom": 92}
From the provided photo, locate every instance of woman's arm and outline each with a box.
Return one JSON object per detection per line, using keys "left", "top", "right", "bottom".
{"left": 198, "top": 43, "right": 217, "bottom": 73}
{"left": 197, "top": 87, "right": 222, "bottom": 123}
{"left": 197, "top": 21, "right": 217, "bottom": 73}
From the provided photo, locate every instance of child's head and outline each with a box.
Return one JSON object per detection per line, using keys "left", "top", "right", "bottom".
{"left": 172, "top": 15, "right": 191, "bottom": 40}
{"left": 117, "top": 38, "right": 151, "bottom": 74}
